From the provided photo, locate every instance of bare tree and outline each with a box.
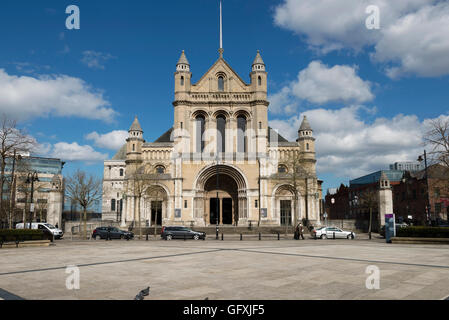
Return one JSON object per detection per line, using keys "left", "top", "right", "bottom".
{"left": 0, "top": 115, "right": 35, "bottom": 226}
{"left": 358, "top": 189, "right": 378, "bottom": 240}
{"left": 8, "top": 155, "right": 31, "bottom": 227}
{"left": 127, "top": 163, "right": 167, "bottom": 239}
{"left": 65, "top": 170, "right": 102, "bottom": 239}
{"left": 424, "top": 117, "right": 449, "bottom": 168}
{"left": 35, "top": 187, "right": 48, "bottom": 222}
{"left": 272, "top": 152, "right": 312, "bottom": 234}
{"left": 127, "top": 163, "right": 148, "bottom": 240}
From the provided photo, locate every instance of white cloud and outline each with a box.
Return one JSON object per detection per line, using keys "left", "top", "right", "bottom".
{"left": 268, "top": 86, "right": 298, "bottom": 115}
{"left": 81, "top": 51, "right": 116, "bottom": 70}
{"left": 49, "top": 142, "right": 108, "bottom": 162}
{"left": 274, "top": 0, "right": 449, "bottom": 78}
{"left": 0, "top": 69, "right": 117, "bottom": 122}
{"left": 269, "top": 61, "right": 373, "bottom": 114}
{"left": 373, "top": 2, "right": 449, "bottom": 78}
{"left": 291, "top": 61, "right": 374, "bottom": 104}
{"left": 85, "top": 130, "right": 128, "bottom": 150}
{"left": 269, "top": 106, "right": 442, "bottom": 179}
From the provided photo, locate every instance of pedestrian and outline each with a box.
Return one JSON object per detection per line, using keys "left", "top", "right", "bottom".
{"left": 294, "top": 224, "right": 300, "bottom": 240}
{"left": 299, "top": 223, "right": 305, "bottom": 240}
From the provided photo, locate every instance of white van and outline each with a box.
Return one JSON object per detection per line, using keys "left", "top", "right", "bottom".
{"left": 16, "top": 223, "right": 64, "bottom": 239}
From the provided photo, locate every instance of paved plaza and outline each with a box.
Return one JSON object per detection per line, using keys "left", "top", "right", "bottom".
{"left": 1, "top": 237, "right": 449, "bottom": 300}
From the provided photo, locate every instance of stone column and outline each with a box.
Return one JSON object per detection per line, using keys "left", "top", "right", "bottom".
{"left": 121, "top": 197, "right": 127, "bottom": 227}
{"left": 47, "top": 190, "right": 63, "bottom": 227}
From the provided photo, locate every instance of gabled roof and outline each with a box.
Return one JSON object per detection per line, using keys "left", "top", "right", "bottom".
{"left": 193, "top": 57, "right": 249, "bottom": 87}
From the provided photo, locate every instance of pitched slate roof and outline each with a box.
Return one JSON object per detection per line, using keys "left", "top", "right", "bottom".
{"left": 268, "top": 127, "right": 290, "bottom": 143}
{"left": 112, "top": 144, "right": 127, "bottom": 160}
{"left": 154, "top": 128, "right": 174, "bottom": 143}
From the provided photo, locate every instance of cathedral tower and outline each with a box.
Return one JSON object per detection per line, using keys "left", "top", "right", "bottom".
{"left": 126, "top": 116, "right": 144, "bottom": 165}
{"left": 251, "top": 50, "right": 269, "bottom": 155}
{"left": 174, "top": 50, "right": 191, "bottom": 100}
{"left": 378, "top": 172, "right": 393, "bottom": 227}
{"left": 297, "top": 116, "right": 315, "bottom": 160}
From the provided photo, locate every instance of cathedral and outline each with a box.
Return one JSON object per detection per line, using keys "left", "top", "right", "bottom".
{"left": 102, "top": 48, "right": 322, "bottom": 228}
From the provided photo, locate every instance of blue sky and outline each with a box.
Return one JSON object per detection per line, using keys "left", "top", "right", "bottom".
{"left": 1, "top": 0, "right": 448, "bottom": 195}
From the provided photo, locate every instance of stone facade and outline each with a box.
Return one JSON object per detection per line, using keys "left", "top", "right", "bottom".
{"left": 378, "top": 172, "right": 393, "bottom": 226}
{"left": 102, "top": 50, "right": 322, "bottom": 228}
{"left": 2, "top": 156, "right": 64, "bottom": 228}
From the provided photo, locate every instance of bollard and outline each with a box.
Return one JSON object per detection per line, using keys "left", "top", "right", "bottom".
{"left": 221, "top": 233, "right": 224, "bottom": 241}
{"left": 278, "top": 233, "right": 280, "bottom": 241}
{"left": 184, "top": 234, "right": 186, "bottom": 241}
{"left": 333, "top": 232, "right": 335, "bottom": 240}
{"left": 240, "top": 234, "right": 242, "bottom": 241}
{"left": 146, "top": 234, "right": 148, "bottom": 241}
{"left": 259, "top": 233, "right": 261, "bottom": 241}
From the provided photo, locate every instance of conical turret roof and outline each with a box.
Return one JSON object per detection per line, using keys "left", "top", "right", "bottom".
{"left": 177, "top": 50, "right": 189, "bottom": 65}
{"left": 299, "top": 116, "right": 312, "bottom": 131}
{"left": 380, "top": 171, "right": 389, "bottom": 181}
{"left": 129, "top": 116, "right": 143, "bottom": 132}
{"left": 252, "top": 50, "right": 265, "bottom": 65}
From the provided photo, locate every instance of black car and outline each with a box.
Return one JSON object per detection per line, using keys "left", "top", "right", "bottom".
{"left": 161, "top": 226, "right": 206, "bottom": 240}
{"left": 92, "top": 227, "right": 134, "bottom": 240}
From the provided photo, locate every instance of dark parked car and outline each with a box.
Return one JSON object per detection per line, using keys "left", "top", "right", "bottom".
{"left": 161, "top": 226, "right": 206, "bottom": 240}
{"left": 92, "top": 227, "right": 134, "bottom": 240}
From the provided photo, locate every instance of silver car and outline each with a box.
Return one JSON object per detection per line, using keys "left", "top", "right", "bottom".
{"left": 314, "top": 227, "right": 355, "bottom": 239}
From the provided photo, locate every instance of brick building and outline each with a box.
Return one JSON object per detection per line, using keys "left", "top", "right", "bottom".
{"left": 393, "top": 164, "right": 449, "bottom": 224}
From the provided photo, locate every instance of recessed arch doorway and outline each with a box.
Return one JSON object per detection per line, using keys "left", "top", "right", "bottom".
{"left": 193, "top": 165, "right": 248, "bottom": 226}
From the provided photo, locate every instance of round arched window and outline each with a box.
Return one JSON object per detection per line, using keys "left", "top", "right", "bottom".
{"left": 218, "top": 76, "right": 224, "bottom": 91}
{"left": 278, "top": 165, "right": 288, "bottom": 173}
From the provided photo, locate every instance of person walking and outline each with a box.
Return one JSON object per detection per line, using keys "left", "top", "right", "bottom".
{"left": 294, "top": 224, "right": 300, "bottom": 240}
{"left": 299, "top": 223, "right": 305, "bottom": 240}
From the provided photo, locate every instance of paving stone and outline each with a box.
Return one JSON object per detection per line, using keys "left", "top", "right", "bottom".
{"left": 0, "top": 239, "right": 448, "bottom": 300}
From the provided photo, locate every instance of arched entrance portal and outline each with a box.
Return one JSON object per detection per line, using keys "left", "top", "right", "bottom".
{"left": 205, "top": 174, "right": 238, "bottom": 225}
{"left": 274, "top": 185, "right": 297, "bottom": 226}
{"left": 144, "top": 185, "right": 168, "bottom": 226}
{"left": 194, "top": 165, "right": 248, "bottom": 226}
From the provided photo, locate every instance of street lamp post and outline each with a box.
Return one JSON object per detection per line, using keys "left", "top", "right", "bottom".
{"left": 216, "top": 156, "right": 219, "bottom": 240}
{"left": 418, "top": 150, "right": 431, "bottom": 225}
{"left": 8, "top": 150, "right": 22, "bottom": 229}
{"left": 26, "top": 171, "right": 39, "bottom": 229}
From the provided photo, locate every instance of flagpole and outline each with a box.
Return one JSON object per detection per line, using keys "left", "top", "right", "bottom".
{"left": 220, "top": 0, "right": 223, "bottom": 49}
{"left": 219, "top": 0, "right": 223, "bottom": 58}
